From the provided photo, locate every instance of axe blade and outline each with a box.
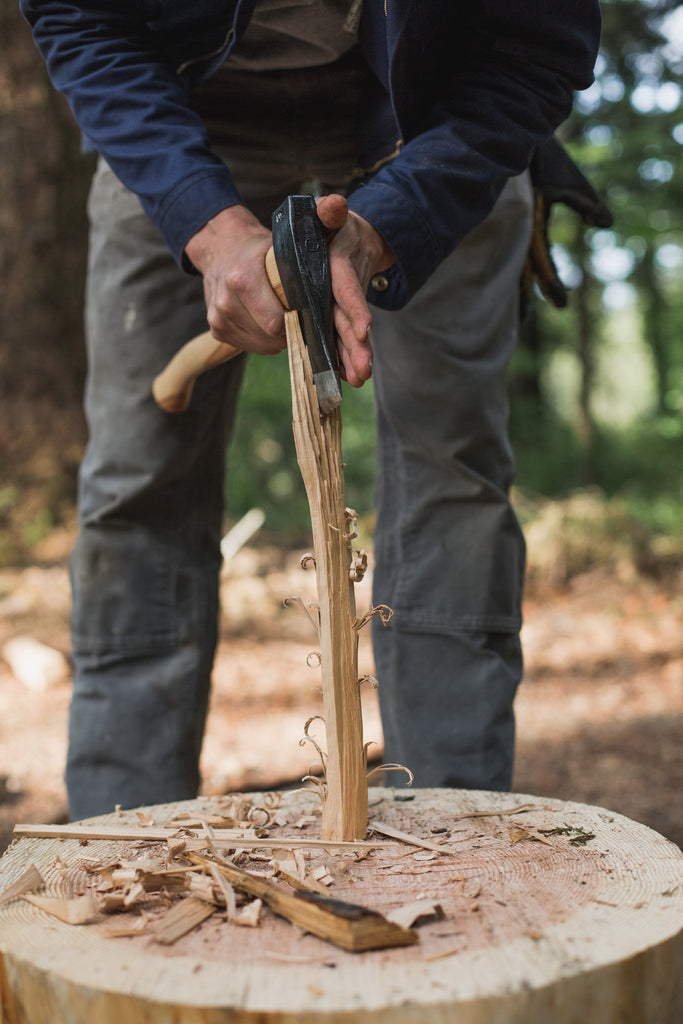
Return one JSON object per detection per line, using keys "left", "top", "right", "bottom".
{"left": 272, "top": 195, "right": 342, "bottom": 414}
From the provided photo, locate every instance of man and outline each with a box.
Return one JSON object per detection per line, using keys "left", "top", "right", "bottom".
{"left": 21, "top": 0, "right": 602, "bottom": 819}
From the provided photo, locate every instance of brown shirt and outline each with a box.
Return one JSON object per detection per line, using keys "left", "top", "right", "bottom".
{"left": 227, "top": 0, "right": 360, "bottom": 71}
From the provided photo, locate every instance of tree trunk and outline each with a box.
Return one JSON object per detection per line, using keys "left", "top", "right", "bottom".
{"left": 0, "top": 0, "right": 93, "bottom": 555}
{"left": 638, "top": 248, "right": 670, "bottom": 416}
{"left": 575, "top": 235, "right": 598, "bottom": 485}
{"left": 1, "top": 788, "right": 682, "bottom": 1023}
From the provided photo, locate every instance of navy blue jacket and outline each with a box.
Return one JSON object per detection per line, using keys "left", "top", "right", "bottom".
{"left": 21, "top": 0, "right": 601, "bottom": 308}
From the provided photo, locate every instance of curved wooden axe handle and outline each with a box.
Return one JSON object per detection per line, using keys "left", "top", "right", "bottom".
{"left": 152, "top": 330, "right": 240, "bottom": 413}
{"left": 153, "top": 247, "right": 288, "bottom": 413}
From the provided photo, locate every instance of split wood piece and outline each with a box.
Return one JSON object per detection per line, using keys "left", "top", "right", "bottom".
{"left": 284, "top": 308, "right": 367, "bottom": 842}
{"left": 153, "top": 897, "right": 216, "bottom": 946}
{"left": 13, "top": 823, "right": 395, "bottom": 852}
{"left": 188, "top": 852, "right": 417, "bottom": 953}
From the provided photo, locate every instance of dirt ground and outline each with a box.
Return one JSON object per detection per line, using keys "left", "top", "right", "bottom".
{"left": 1, "top": 527, "right": 682, "bottom": 856}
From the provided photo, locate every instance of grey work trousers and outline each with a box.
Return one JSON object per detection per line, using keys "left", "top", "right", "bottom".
{"left": 66, "top": 86, "right": 532, "bottom": 819}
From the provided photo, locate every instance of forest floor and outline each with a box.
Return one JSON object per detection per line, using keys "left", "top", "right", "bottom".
{"left": 0, "top": 524, "right": 682, "bottom": 856}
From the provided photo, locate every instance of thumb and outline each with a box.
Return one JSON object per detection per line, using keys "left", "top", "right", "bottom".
{"left": 316, "top": 193, "right": 349, "bottom": 232}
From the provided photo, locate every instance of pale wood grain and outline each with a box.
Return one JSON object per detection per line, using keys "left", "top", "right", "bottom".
{"left": 284, "top": 310, "right": 367, "bottom": 841}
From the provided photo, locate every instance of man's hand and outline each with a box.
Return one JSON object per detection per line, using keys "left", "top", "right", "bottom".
{"left": 185, "top": 205, "right": 286, "bottom": 356}
{"left": 316, "top": 194, "right": 395, "bottom": 388}
{"left": 185, "top": 195, "right": 395, "bottom": 386}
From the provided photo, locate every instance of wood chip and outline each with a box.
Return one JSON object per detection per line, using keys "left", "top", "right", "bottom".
{"left": 386, "top": 900, "right": 445, "bottom": 929}
{"left": 273, "top": 851, "right": 303, "bottom": 882}
{"left": 0, "top": 864, "right": 44, "bottom": 906}
{"left": 188, "top": 873, "right": 218, "bottom": 904}
{"left": 153, "top": 897, "right": 216, "bottom": 945}
{"left": 103, "top": 915, "right": 149, "bottom": 938}
{"left": 23, "top": 893, "right": 98, "bottom": 925}
{"left": 234, "top": 898, "right": 262, "bottom": 927}
{"left": 310, "top": 865, "right": 334, "bottom": 886}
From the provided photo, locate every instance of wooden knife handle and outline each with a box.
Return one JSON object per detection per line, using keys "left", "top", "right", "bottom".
{"left": 153, "top": 246, "right": 288, "bottom": 414}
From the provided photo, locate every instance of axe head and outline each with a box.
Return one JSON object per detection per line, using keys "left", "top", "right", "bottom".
{"left": 272, "top": 195, "right": 342, "bottom": 415}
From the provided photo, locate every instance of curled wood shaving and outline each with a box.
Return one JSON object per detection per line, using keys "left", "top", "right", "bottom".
{"left": 301, "top": 776, "right": 327, "bottom": 803}
{"left": 299, "top": 716, "right": 328, "bottom": 776}
{"left": 343, "top": 507, "right": 359, "bottom": 540}
{"left": 352, "top": 604, "right": 393, "bottom": 632}
{"left": 218, "top": 796, "right": 257, "bottom": 820}
{"left": 358, "top": 674, "right": 379, "bottom": 689}
{"left": 362, "top": 741, "right": 378, "bottom": 770}
{"left": 283, "top": 595, "right": 320, "bottom": 635}
{"left": 349, "top": 548, "right": 368, "bottom": 582}
{"left": 300, "top": 553, "right": 316, "bottom": 570}
{"left": 366, "top": 763, "right": 414, "bottom": 787}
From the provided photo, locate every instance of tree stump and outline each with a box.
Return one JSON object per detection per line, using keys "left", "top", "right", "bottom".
{"left": 1, "top": 788, "right": 682, "bottom": 1023}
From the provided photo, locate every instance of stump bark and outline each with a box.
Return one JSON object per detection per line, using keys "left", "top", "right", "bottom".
{"left": 1, "top": 788, "right": 682, "bottom": 1024}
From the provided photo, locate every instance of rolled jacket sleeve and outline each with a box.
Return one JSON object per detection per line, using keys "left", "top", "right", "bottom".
{"left": 348, "top": 0, "right": 602, "bottom": 309}
{"left": 20, "top": 0, "right": 244, "bottom": 263}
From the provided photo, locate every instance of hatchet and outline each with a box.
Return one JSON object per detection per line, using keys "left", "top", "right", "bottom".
{"left": 152, "top": 194, "right": 342, "bottom": 415}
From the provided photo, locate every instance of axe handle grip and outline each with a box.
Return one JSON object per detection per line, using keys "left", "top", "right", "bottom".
{"left": 152, "top": 330, "right": 240, "bottom": 413}
{"left": 153, "top": 246, "right": 288, "bottom": 413}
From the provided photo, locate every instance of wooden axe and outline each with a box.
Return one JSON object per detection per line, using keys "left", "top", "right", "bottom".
{"left": 152, "top": 195, "right": 342, "bottom": 415}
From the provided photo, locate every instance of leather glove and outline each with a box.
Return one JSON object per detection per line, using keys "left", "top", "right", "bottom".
{"left": 520, "top": 136, "right": 613, "bottom": 318}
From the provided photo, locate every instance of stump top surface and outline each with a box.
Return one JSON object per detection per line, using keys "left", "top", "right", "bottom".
{"left": 1, "top": 788, "right": 682, "bottom": 1022}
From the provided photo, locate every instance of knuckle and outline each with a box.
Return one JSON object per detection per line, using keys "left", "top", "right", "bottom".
{"left": 225, "top": 265, "right": 251, "bottom": 297}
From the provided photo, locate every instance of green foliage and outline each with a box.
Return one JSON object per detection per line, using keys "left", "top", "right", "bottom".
{"left": 227, "top": 0, "right": 683, "bottom": 542}
{"left": 511, "top": 0, "right": 683, "bottom": 517}
{"left": 226, "top": 351, "right": 376, "bottom": 535}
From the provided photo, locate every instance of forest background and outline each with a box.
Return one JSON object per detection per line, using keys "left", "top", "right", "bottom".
{"left": 1, "top": 0, "right": 682, "bottom": 567}
{"left": 0, "top": 0, "right": 682, "bottom": 847}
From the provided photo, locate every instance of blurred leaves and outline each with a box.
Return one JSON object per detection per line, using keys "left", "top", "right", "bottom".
{"left": 226, "top": 350, "right": 376, "bottom": 536}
